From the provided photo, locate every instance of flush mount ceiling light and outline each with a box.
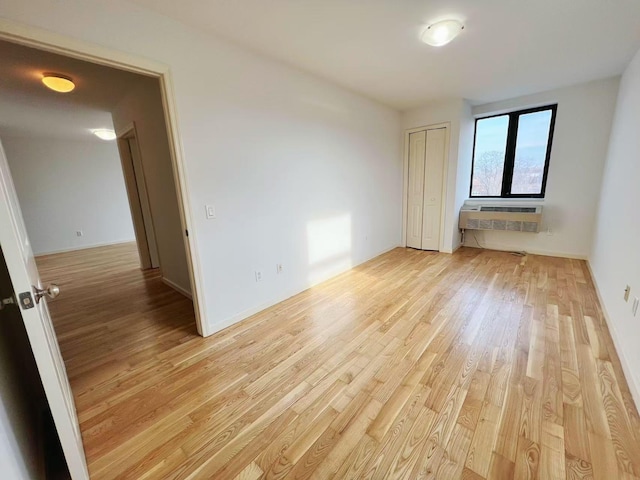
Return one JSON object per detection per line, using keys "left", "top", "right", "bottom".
{"left": 421, "top": 19, "right": 464, "bottom": 47}
{"left": 91, "top": 129, "right": 117, "bottom": 141}
{"left": 41, "top": 73, "right": 75, "bottom": 93}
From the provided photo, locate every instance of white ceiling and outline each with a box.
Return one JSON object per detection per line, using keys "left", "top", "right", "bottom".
{"left": 0, "top": 40, "right": 151, "bottom": 141}
{"left": 130, "top": 0, "right": 640, "bottom": 109}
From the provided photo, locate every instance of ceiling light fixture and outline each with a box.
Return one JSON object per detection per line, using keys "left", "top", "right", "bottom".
{"left": 421, "top": 19, "right": 464, "bottom": 47}
{"left": 91, "top": 129, "right": 117, "bottom": 141}
{"left": 42, "top": 73, "right": 75, "bottom": 93}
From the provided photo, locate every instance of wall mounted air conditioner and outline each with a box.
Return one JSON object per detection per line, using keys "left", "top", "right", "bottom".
{"left": 459, "top": 203, "right": 543, "bottom": 233}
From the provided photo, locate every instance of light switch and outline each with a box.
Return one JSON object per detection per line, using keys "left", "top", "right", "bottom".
{"left": 205, "top": 204, "right": 216, "bottom": 219}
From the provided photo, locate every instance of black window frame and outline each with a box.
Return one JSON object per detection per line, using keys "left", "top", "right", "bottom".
{"left": 469, "top": 104, "right": 557, "bottom": 199}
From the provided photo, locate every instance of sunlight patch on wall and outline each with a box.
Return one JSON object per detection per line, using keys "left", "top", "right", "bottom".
{"left": 307, "top": 213, "right": 352, "bottom": 284}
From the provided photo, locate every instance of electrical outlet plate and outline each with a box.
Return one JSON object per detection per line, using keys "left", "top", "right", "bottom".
{"left": 76, "top": 230, "right": 83, "bottom": 237}
{"left": 276, "top": 264, "right": 284, "bottom": 274}
{"left": 255, "top": 271, "right": 262, "bottom": 282}
{"left": 624, "top": 285, "right": 631, "bottom": 302}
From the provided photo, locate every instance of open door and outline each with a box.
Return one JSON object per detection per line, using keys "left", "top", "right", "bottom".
{"left": 0, "top": 141, "right": 89, "bottom": 479}
{"left": 117, "top": 124, "right": 160, "bottom": 270}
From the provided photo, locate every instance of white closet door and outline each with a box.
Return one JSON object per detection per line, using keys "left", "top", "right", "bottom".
{"left": 421, "top": 128, "right": 446, "bottom": 250}
{"left": 406, "top": 131, "right": 427, "bottom": 249}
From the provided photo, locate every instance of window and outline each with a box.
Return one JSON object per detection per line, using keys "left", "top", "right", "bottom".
{"left": 470, "top": 104, "right": 557, "bottom": 198}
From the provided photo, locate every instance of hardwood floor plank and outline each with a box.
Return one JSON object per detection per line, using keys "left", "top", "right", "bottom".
{"left": 563, "top": 404, "right": 592, "bottom": 464}
{"left": 232, "top": 462, "right": 263, "bottom": 480}
{"left": 487, "top": 452, "right": 514, "bottom": 480}
{"left": 464, "top": 400, "right": 501, "bottom": 477}
{"left": 514, "top": 436, "right": 540, "bottom": 480}
{"left": 565, "top": 452, "right": 593, "bottom": 480}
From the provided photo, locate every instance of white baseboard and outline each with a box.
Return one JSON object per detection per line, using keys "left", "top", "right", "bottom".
{"left": 461, "top": 241, "right": 587, "bottom": 260}
{"left": 586, "top": 260, "right": 640, "bottom": 411}
{"left": 161, "top": 277, "right": 192, "bottom": 300}
{"left": 208, "top": 244, "right": 401, "bottom": 336}
{"left": 34, "top": 239, "right": 136, "bottom": 257}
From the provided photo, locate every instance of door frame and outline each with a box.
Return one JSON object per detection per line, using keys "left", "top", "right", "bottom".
{"left": 0, "top": 18, "right": 211, "bottom": 336}
{"left": 116, "top": 123, "right": 160, "bottom": 271}
{"left": 401, "top": 123, "right": 450, "bottom": 252}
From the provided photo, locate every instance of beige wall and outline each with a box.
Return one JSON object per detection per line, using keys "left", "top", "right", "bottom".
{"left": 112, "top": 79, "right": 191, "bottom": 294}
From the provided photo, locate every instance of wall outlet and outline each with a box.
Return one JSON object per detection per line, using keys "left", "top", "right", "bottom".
{"left": 624, "top": 285, "right": 631, "bottom": 302}
{"left": 633, "top": 297, "right": 639, "bottom": 317}
{"left": 276, "top": 264, "right": 284, "bottom": 274}
{"left": 76, "top": 230, "right": 83, "bottom": 237}
{"left": 546, "top": 227, "right": 553, "bottom": 236}
{"left": 255, "top": 271, "right": 263, "bottom": 282}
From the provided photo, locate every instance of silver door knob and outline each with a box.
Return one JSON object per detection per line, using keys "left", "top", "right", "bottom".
{"left": 33, "top": 284, "right": 60, "bottom": 303}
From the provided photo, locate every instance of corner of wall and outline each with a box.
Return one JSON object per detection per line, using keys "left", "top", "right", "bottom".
{"left": 586, "top": 47, "right": 640, "bottom": 414}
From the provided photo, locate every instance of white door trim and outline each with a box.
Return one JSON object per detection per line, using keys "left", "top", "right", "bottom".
{"left": 0, "top": 18, "right": 211, "bottom": 337}
{"left": 401, "top": 123, "right": 450, "bottom": 252}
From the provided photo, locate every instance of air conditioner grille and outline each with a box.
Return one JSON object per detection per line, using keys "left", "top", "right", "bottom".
{"left": 459, "top": 204, "right": 543, "bottom": 233}
{"left": 480, "top": 206, "right": 537, "bottom": 213}
{"left": 492, "top": 220, "right": 506, "bottom": 230}
{"left": 506, "top": 221, "right": 522, "bottom": 231}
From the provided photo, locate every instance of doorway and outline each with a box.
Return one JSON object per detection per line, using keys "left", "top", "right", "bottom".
{"left": 0, "top": 28, "right": 206, "bottom": 480}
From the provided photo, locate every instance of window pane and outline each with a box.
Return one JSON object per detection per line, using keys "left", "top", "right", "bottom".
{"left": 471, "top": 115, "right": 509, "bottom": 196}
{"left": 511, "top": 110, "right": 552, "bottom": 194}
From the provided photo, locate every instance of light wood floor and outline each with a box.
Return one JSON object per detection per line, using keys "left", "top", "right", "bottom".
{"left": 37, "top": 243, "right": 640, "bottom": 479}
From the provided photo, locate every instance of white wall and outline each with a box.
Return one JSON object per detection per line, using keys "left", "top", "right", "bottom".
{"left": 402, "top": 98, "right": 472, "bottom": 253}
{"left": 0, "top": 1, "right": 403, "bottom": 333}
{"left": 2, "top": 136, "right": 135, "bottom": 255}
{"left": 454, "top": 101, "right": 475, "bottom": 252}
{"left": 112, "top": 79, "right": 190, "bottom": 293}
{"left": 466, "top": 77, "right": 620, "bottom": 258}
{"left": 590, "top": 48, "right": 640, "bottom": 406}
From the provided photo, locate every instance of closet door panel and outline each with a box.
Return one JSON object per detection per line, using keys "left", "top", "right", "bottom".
{"left": 406, "top": 131, "right": 427, "bottom": 249}
{"left": 421, "top": 128, "right": 446, "bottom": 251}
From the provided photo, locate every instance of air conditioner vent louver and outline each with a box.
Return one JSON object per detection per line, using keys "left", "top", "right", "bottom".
{"left": 480, "top": 206, "right": 537, "bottom": 213}
{"left": 459, "top": 203, "right": 543, "bottom": 233}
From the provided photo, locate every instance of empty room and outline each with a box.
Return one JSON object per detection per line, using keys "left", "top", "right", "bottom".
{"left": 0, "top": 1, "right": 639, "bottom": 479}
